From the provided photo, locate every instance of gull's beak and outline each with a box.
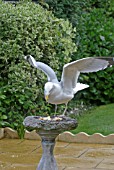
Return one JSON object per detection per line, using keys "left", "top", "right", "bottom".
{"left": 45, "top": 95, "right": 49, "bottom": 101}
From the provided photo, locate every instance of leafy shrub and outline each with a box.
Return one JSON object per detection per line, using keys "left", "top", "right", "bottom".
{"left": 75, "top": 8, "right": 114, "bottom": 105}
{"left": 44, "top": 0, "right": 111, "bottom": 27}
{"left": 0, "top": 0, "right": 77, "bottom": 134}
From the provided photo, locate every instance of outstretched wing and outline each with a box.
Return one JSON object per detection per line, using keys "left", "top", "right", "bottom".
{"left": 25, "top": 55, "right": 58, "bottom": 83}
{"left": 61, "top": 57, "right": 109, "bottom": 92}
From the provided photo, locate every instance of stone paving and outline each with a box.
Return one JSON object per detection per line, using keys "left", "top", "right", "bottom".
{"left": 0, "top": 139, "right": 114, "bottom": 170}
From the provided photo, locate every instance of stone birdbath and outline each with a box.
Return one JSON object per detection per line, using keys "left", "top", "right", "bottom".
{"left": 23, "top": 115, "right": 78, "bottom": 170}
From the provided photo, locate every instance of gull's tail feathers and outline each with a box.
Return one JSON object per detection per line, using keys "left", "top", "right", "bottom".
{"left": 73, "top": 83, "right": 89, "bottom": 94}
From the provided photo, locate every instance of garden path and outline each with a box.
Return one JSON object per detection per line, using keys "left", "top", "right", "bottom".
{"left": 0, "top": 139, "right": 114, "bottom": 170}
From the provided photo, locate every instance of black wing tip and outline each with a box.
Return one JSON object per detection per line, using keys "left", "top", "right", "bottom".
{"left": 24, "top": 55, "right": 31, "bottom": 61}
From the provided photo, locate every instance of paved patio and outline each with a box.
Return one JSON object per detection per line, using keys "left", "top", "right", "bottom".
{"left": 0, "top": 139, "right": 114, "bottom": 170}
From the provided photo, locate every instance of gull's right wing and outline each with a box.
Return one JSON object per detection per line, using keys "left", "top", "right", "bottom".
{"left": 61, "top": 57, "right": 109, "bottom": 93}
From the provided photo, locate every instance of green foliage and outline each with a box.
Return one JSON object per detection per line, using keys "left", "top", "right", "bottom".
{"left": 76, "top": 7, "right": 114, "bottom": 105}
{"left": 44, "top": 0, "right": 110, "bottom": 27}
{"left": 0, "top": 0, "right": 77, "bottom": 135}
{"left": 75, "top": 8, "right": 114, "bottom": 58}
{"left": 80, "top": 67, "right": 114, "bottom": 105}
{"left": 45, "top": 0, "right": 114, "bottom": 105}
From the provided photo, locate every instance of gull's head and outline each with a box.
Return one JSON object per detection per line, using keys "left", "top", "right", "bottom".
{"left": 44, "top": 82, "right": 54, "bottom": 101}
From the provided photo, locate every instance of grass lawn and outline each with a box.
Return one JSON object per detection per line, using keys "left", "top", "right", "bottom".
{"left": 71, "top": 103, "right": 114, "bottom": 136}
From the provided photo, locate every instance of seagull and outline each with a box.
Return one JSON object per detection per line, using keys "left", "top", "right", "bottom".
{"left": 24, "top": 55, "right": 110, "bottom": 115}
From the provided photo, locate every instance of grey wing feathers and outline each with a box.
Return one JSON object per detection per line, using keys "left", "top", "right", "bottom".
{"left": 80, "top": 58, "right": 108, "bottom": 72}
{"left": 65, "top": 57, "right": 109, "bottom": 73}
{"left": 25, "top": 55, "right": 58, "bottom": 83}
{"left": 36, "top": 62, "right": 58, "bottom": 82}
{"left": 61, "top": 57, "right": 109, "bottom": 91}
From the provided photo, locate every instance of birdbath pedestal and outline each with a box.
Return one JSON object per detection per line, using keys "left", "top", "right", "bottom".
{"left": 23, "top": 116, "right": 78, "bottom": 170}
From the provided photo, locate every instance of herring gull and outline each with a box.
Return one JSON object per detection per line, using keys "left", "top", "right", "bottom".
{"left": 25, "top": 55, "right": 112, "bottom": 115}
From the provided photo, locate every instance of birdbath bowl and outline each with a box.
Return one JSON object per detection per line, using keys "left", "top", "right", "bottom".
{"left": 23, "top": 115, "right": 78, "bottom": 170}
